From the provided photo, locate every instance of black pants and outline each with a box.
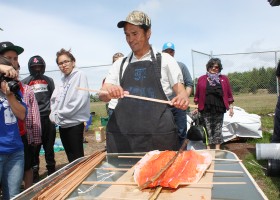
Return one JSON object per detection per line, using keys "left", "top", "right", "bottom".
{"left": 33, "top": 116, "right": 56, "bottom": 172}
{"left": 59, "top": 123, "right": 84, "bottom": 163}
{"left": 21, "top": 134, "right": 33, "bottom": 171}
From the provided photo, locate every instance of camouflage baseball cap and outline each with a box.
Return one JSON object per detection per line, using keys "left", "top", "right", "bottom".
{"left": 117, "top": 10, "right": 151, "bottom": 28}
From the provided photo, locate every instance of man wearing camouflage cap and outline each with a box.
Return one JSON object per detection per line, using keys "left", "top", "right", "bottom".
{"left": 100, "top": 11, "right": 189, "bottom": 153}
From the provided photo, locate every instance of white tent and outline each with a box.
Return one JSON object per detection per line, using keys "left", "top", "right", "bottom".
{"left": 222, "top": 106, "right": 262, "bottom": 142}
{"left": 187, "top": 106, "right": 262, "bottom": 144}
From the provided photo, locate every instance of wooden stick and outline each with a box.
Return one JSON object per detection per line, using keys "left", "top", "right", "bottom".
{"left": 148, "top": 186, "right": 163, "bottom": 200}
{"left": 214, "top": 158, "right": 242, "bottom": 162}
{"left": 76, "top": 87, "right": 198, "bottom": 108}
{"left": 95, "top": 167, "right": 130, "bottom": 171}
{"left": 206, "top": 169, "right": 243, "bottom": 174}
{"left": 118, "top": 155, "right": 242, "bottom": 162}
{"left": 96, "top": 168, "right": 243, "bottom": 174}
{"left": 82, "top": 181, "right": 247, "bottom": 186}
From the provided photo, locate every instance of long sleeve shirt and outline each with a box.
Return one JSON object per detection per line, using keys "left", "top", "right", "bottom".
{"left": 22, "top": 83, "right": 42, "bottom": 145}
{"left": 49, "top": 68, "right": 90, "bottom": 128}
{"left": 194, "top": 74, "right": 234, "bottom": 111}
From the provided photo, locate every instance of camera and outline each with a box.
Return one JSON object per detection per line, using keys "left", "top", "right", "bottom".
{"left": 0, "top": 73, "right": 20, "bottom": 93}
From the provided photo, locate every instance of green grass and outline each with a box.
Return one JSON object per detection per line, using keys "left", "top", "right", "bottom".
{"left": 243, "top": 152, "right": 280, "bottom": 200}
{"left": 91, "top": 93, "right": 280, "bottom": 199}
{"left": 90, "top": 101, "right": 107, "bottom": 129}
{"left": 190, "top": 93, "right": 277, "bottom": 115}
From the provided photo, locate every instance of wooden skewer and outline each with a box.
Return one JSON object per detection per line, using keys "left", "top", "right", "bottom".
{"left": 82, "top": 181, "right": 247, "bottom": 186}
{"left": 95, "top": 167, "right": 131, "bottom": 171}
{"left": 117, "top": 155, "right": 242, "bottom": 162}
{"left": 206, "top": 169, "right": 243, "bottom": 174}
{"left": 96, "top": 168, "right": 243, "bottom": 174}
{"left": 149, "top": 186, "right": 163, "bottom": 200}
{"left": 76, "top": 87, "right": 198, "bottom": 108}
{"left": 214, "top": 158, "right": 242, "bottom": 162}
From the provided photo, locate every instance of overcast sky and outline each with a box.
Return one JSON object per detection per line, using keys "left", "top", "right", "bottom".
{"left": 1, "top": 0, "right": 279, "bottom": 89}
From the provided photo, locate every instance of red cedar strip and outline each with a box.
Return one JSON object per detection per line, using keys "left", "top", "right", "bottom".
{"left": 37, "top": 152, "right": 103, "bottom": 200}
{"left": 32, "top": 150, "right": 106, "bottom": 200}
{"left": 52, "top": 152, "right": 105, "bottom": 200}
{"left": 59, "top": 153, "right": 106, "bottom": 200}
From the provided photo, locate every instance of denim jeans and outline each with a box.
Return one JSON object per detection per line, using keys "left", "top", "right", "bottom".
{"left": 271, "top": 95, "right": 280, "bottom": 143}
{"left": 0, "top": 150, "right": 24, "bottom": 200}
{"left": 171, "top": 107, "right": 187, "bottom": 145}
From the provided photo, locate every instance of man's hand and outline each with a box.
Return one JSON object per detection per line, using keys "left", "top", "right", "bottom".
{"left": 171, "top": 94, "right": 189, "bottom": 110}
{"left": 172, "top": 82, "right": 189, "bottom": 110}
{"left": 0, "top": 81, "right": 13, "bottom": 96}
{"left": 0, "top": 64, "right": 18, "bottom": 79}
{"left": 106, "top": 85, "right": 126, "bottom": 99}
{"left": 99, "top": 83, "right": 129, "bottom": 102}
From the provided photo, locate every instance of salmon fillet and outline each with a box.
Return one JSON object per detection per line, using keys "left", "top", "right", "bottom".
{"left": 134, "top": 150, "right": 212, "bottom": 189}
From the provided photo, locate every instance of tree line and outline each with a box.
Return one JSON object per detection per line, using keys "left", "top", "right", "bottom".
{"left": 227, "top": 67, "right": 277, "bottom": 94}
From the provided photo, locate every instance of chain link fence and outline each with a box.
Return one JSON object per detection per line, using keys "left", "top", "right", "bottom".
{"left": 191, "top": 50, "right": 280, "bottom": 113}
{"left": 19, "top": 50, "right": 280, "bottom": 115}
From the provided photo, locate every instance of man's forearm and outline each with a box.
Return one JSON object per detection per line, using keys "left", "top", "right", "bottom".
{"left": 186, "top": 87, "right": 192, "bottom": 97}
{"left": 6, "top": 94, "right": 26, "bottom": 120}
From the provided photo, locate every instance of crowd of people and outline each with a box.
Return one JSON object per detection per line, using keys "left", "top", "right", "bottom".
{"left": 0, "top": 43, "right": 90, "bottom": 199}
{"left": 0, "top": 10, "right": 242, "bottom": 199}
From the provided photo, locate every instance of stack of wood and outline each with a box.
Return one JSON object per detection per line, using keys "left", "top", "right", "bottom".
{"left": 32, "top": 150, "right": 106, "bottom": 200}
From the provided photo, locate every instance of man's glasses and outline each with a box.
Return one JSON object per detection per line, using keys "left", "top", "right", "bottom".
{"left": 58, "top": 60, "right": 71, "bottom": 66}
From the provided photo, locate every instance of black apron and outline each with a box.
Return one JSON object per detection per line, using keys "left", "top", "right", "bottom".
{"left": 106, "top": 50, "right": 179, "bottom": 153}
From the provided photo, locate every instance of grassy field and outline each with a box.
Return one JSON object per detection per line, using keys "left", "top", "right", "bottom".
{"left": 91, "top": 93, "right": 277, "bottom": 126}
{"left": 91, "top": 93, "right": 280, "bottom": 199}
{"left": 190, "top": 93, "right": 277, "bottom": 115}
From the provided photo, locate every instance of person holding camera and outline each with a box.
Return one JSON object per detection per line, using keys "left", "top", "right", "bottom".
{"left": 0, "top": 41, "right": 42, "bottom": 188}
{"left": 0, "top": 55, "right": 27, "bottom": 199}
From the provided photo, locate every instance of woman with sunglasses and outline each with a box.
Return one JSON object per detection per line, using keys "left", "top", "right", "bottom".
{"left": 193, "top": 58, "right": 234, "bottom": 150}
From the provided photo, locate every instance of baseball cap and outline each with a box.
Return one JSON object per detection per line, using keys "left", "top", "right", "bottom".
{"left": 0, "top": 41, "right": 24, "bottom": 55}
{"left": 117, "top": 10, "right": 151, "bottom": 28}
{"left": 28, "top": 55, "right": 46, "bottom": 67}
{"left": 162, "top": 42, "right": 175, "bottom": 51}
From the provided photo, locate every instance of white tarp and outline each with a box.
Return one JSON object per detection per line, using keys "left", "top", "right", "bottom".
{"left": 187, "top": 106, "right": 262, "bottom": 143}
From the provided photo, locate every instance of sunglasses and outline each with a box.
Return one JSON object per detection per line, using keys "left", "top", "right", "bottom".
{"left": 210, "top": 65, "right": 219, "bottom": 69}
